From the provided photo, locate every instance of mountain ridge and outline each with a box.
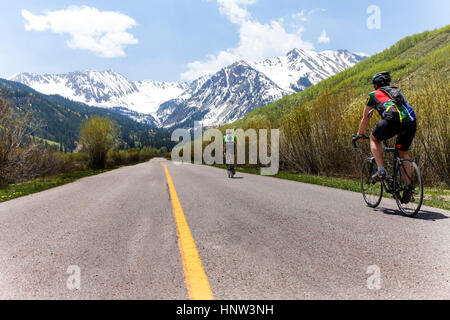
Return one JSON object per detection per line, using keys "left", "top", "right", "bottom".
{"left": 158, "top": 60, "right": 288, "bottom": 127}
{"left": 10, "top": 48, "right": 366, "bottom": 127}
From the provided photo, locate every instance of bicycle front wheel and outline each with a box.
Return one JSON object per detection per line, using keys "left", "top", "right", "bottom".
{"left": 395, "top": 159, "right": 423, "bottom": 217}
{"left": 361, "top": 158, "right": 383, "bottom": 208}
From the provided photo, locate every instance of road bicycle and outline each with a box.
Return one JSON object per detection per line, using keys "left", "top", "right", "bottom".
{"left": 226, "top": 164, "right": 235, "bottom": 178}
{"left": 352, "top": 135, "right": 424, "bottom": 217}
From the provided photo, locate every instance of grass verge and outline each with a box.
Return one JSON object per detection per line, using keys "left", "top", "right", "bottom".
{"left": 0, "top": 167, "right": 118, "bottom": 203}
{"left": 210, "top": 164, "right": 449, "bottom": 211}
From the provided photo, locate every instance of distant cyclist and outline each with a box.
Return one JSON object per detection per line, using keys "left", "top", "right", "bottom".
{"left": 223, "top": 129, "right": 236, "bottom": 177}
{"left": 354, "top": 72, "right": 417, "bottom": 202}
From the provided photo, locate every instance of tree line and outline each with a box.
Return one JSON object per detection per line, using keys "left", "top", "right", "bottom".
{"left": 0, "top": 95, "right": 168, "bottom": 187}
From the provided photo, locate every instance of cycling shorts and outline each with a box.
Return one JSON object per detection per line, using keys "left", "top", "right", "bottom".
{"left": 372, "top": 119, "right": 417, "bottom": 151}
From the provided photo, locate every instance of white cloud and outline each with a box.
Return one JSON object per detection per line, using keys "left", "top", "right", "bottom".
{"left": 292, "top": 10, "right": 308, "bottom": 22}
{"left": 216, "top": 0, "right": 257, "bottom": 24}
{"left": 22, "top": 6, "right": 138, "bottom": 58}
{"left": 181, "top": 0, "right": 314, "bottom": 81}
{"left": 308, "top": 8, "right": 326, "bottom": 15}
{"left": 292, "top": 8, "right": 326, "bottom": 22}
{"left": 318, "top": 29, "right": 330, "bottom": 44}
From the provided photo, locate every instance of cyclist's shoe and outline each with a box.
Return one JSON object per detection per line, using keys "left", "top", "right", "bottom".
{"left": 371, "top": 169, "right": 386, "bottom": 181}
{"left": 401, "top": 184, "right": 415, "bottom": 204}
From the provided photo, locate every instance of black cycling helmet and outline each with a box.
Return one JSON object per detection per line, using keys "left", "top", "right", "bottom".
{"left": 372, "top": 72, "right": 391, "bottom": 88}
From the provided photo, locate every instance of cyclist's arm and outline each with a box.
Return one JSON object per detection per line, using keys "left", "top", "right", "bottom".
{"left": 357, "top": 106, "right": 372, "bottom": 136}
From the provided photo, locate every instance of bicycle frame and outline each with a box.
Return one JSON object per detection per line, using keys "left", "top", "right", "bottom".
{"left": 380, "top": 143, "right": 414, "bottom": 199}
{"left": 352, "top": 136, "right": 409, "bottom": 198}
{"left": 381, "top": 146, "right": 401, "bottom": 196}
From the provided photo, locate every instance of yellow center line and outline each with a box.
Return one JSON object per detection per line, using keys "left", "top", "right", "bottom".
{"left": 162, "top": 163, "right": 214, "bottom": 300}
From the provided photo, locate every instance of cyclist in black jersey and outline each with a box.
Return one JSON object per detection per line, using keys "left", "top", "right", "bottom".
{"left": 355, "top": 72, "right": 417, "bottom": 203}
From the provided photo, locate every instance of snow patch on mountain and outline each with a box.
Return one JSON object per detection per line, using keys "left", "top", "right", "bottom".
{"left": 157, "top": 61, "right": 288, "bottom": 127}
{"left": 10, "top": 48, "right": 366, "bottom": 127}
{"left": 251, "top": 49, "right": 365, "bottom": 92}
{"left": 10, "top": 71, "right": 189, "bottom": 121}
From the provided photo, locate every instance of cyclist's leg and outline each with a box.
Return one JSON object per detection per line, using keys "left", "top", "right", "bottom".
{"left": 371, "top": 119, "right": 397, "bottom": 171}
{"left": 370, "top": 134, "right": 384, "bottom": 168}
{"left": 396, "top": 121, "right": 417, "bottom": 185}
{"left": 398, "top": 150, "right": 411, "bottom": 185}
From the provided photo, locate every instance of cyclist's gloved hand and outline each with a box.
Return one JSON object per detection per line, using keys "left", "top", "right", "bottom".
{"left": 353, "top": 134, "right": 370, "bottom": 141}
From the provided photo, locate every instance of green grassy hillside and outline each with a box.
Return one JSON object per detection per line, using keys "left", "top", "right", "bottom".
{"left": 228, "top": 25, "right": 450, "bottom": 186}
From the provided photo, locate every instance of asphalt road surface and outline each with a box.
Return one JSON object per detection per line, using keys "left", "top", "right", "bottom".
{"left": 0, "top": 158, "right": 448, "bottom": 299}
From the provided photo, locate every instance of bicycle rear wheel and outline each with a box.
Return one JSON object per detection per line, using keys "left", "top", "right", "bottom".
{"left": 395, "top": 159, "right": 423, "bottom": 217}
{"left": 227, "top": 165, "right": 233, "bottom": 178}
{"left": 361, "top": 158, "right": 383, "bottom": 208}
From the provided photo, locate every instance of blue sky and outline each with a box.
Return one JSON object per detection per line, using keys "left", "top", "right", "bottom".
{"left": 0, "top": 0, "right": 448, "bottom": 82}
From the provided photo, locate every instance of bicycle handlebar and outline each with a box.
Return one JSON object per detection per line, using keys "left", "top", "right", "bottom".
{"left": 352, "top": 135, "right": 400, "bottom": 154}
{"left": 351, "top": 134, "right": 370, "bottom": 151}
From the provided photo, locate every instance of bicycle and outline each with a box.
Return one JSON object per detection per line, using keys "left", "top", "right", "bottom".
{"left": 225, "top": 152, "right": 236, "bottom": 179}
{"left": 352, "top": 135, "right": 424, "bottom": 217}
{"left": 226, "top": 164, "right": 235, "bottom": 178}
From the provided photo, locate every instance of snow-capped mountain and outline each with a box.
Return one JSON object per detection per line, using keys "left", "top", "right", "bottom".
{"left": 10, "top": 70, "right": 189, "bottom": 122}
{"left": 156, "top": 49, "right": 365, "bottom": 127}
{"left": 251, "top": 49, "right": 367, "bottom": 92}
{"left": 158, "top": 61, "right": 288, "bottom": 127}
{"left": 10, "top": 49, "right": 366, "bottom": 127}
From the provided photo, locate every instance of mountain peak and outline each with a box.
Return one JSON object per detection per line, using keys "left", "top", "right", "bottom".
{"left": 229, "top": 60, "right": 251, "bottom": 68}
{"left": 286, "top": 48, "right": 312, "bottom": 58}
{"left": 8, "top": 72, "right": 26, "bottom": 80}
{"left": 251, "top": 48, "right": 366, "bottom": 93}
{"left": 286, "top": 48, "right": 300, "bottom": 58}
{"left": 287, "top": 48, "right": 301, "bottom": 54}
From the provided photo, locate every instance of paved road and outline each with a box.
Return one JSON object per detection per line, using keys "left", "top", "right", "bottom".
{"left": 0, "top": 158, "right": 448, "bottom": 299}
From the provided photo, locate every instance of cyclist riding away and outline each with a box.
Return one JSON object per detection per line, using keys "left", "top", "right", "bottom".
{"left": 223, "top": 129, "right": 236, "bottom": 177}
{"left": 354, "top": 72, "right": 417, "bottom": 203}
